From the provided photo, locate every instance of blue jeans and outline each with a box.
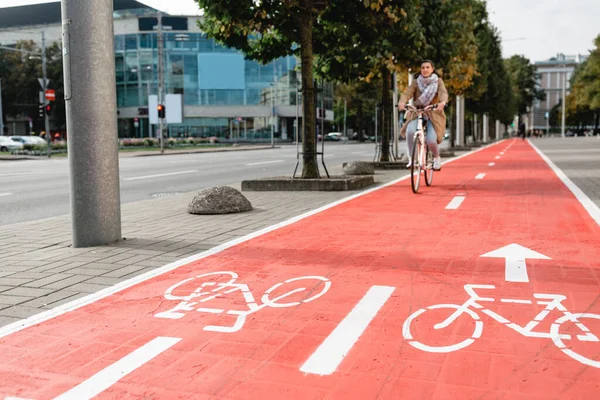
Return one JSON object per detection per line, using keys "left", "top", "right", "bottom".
{"left": 406, "top": 119, "right": 439, "bottom": 158}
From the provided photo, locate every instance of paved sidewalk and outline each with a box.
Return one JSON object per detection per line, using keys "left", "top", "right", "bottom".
{"left": 0, "top": 163, "right": 409, "bottom": 327}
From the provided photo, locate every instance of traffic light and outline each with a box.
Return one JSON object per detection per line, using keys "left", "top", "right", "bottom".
{"left": 157, "top": 104, "right": 165, "bottom": 119}
{"left": 38, "top": 104, "right": 44, "bottom": 118}
{"left": 45, "top": 104, "right": 53, "bottom": 116}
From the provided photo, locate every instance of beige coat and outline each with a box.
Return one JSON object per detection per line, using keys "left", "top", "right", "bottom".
{"left": 399, "top": 76, "right": 449, "bottom": 144}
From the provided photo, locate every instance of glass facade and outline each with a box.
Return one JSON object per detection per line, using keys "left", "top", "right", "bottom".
{"left": 114, "top": 32, "right": 332, "bottom": 139}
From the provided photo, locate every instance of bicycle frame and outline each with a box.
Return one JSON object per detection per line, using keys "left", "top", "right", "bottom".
{"left": 437, "top": 284, "right": 599, "bottom": 342}
{"left": 405, "top": 105, "right": 433, "bottom": 169}
{"left": 154, "top": 272, "right": 331, "bottom": 333}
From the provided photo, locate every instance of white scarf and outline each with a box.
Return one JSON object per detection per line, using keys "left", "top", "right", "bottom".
{"left": 416, "top": 73, "right": 439, "bottom": 107}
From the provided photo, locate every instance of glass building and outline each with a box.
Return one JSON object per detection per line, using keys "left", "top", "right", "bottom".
{"left": 0, "top": 1, "right": 335, "bottom": 140}
{"left": 114, "top": 14, "right": 334, "bottom": 140}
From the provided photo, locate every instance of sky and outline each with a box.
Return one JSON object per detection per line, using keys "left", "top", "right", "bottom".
{"left": 0, "top": 0, "right": 599, "bottom": 62}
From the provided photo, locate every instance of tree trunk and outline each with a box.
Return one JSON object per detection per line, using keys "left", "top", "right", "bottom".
{"left": 379, "top": 66, "right": 391, "bottom": 162}
{"left": 299, "top": 0, "right": 318, "bottom": 178}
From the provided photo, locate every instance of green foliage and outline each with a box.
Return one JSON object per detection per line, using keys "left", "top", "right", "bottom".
{"left": 0, "top": 40, "right": 64, "bottom": 131}
{"left": 504, "top": 55, "right": 546, "bottom": 116}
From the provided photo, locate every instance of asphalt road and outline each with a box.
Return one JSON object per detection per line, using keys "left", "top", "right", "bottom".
{"left": 0, "top": 142, "right": 394, "bottom": 225}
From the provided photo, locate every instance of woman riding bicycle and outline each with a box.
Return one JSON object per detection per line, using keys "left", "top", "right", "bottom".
{"left": 398, "top": 60, "right": 448, "bottom": 171}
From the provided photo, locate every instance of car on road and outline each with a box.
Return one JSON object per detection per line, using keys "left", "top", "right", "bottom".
{"left": 0, "top": 136, "right": 24, "bottom": 152}
{"left": 9, "top": 136, "right": 47, "bottom": 146}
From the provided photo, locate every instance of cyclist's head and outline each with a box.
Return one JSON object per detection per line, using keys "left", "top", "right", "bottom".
{"left": 420, "top": 60, "right": 435, "bottom": 78}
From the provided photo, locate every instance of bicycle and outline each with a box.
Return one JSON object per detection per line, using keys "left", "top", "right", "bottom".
{"left": 154, "top": 271, "right": 331, "bottom": 333}
{"left": 404, "top": 104, "right": 438, "bottom": 193}
{"left": 402, "top": 284, "right": 600, "bottom": 368}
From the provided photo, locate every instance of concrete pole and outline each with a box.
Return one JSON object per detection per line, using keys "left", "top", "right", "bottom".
{"left": 0, "top": 79, "right": 4, "bottom": 136}
{"left": 455, "top": 95, "right": 462, "bottom": 146}
{"left": 495, "top": 119, "right": 500, "bottom": 141}
{"left": 157, "top": 12, "right": 165, "bottom": 153}
{"left": 561, "top": 66, "right": 566, "bottom": 138}
{"left": 483, "top": 114, "right": 488, "bottom": 143}
{"left": 42, "top": 31, "right": 51, "bottom": 157}
{"left": 61, "top": 0, "right": 122, "bottom": 247}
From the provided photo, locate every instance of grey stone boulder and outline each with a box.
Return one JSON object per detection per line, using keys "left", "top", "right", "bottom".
{"left": 343, "top": 161, "right": 375, "bottom": 176}
{"left": 188, "top": 186, "right": 252, "bottom": 215}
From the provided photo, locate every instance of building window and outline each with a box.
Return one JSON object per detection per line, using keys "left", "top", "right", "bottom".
{"left": 125, "top": 34, "right": 138, "bottom": 51}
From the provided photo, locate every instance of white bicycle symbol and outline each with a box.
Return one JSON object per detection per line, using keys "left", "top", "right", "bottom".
{"left": 154, "top": 271, "right": 331, "bottom": 333}
{"left": 403, "top": 284, "right": 600, "bottom": 368}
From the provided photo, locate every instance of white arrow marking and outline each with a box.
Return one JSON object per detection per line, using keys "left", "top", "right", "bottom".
{"left": 481, "top": 243, "right": 551, "bottom": 283}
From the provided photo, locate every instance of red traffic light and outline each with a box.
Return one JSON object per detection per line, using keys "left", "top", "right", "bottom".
{"left": 157, "top": 104, "right": 166, "bottom": 119}
{"left": 45, "top": 104, "right": 52, "bottom": 116}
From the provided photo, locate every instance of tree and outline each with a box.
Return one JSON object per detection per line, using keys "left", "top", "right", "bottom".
{"left": 0, "top": 40, "right": 65, "bottom": 133}
{"left": 464, "top": 3, "right": 515, "bottom": 136}
{"left": 314, "top": 0, "right": 423, "bottom": 161}
{"left": 504, "top": 55, "right": 546, "bottom": 117}
{"left": 196, "top": 0, "right": 363, "bottom": 178}
{"left": 569, "top": 35, "right": 600, "bottom": 131}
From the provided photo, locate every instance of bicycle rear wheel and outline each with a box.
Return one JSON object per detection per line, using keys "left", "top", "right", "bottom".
{"left": 411, "top": 137, "right": 422, "bottom": 193}
{"left": 425, "top": 147, "right": 434, "bottom": 186}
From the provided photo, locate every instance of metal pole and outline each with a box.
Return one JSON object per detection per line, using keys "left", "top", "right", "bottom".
{"left": 147, "top": 80, "right": 152, "bottom": 138}
{"left": 561, "top": 65, "right": 566, "bottom": 138}
{"left": 320, "top": 80, "right": 325, "bottom": 142}
{"left": 0, "top": 79, "right": 4, "bottom": 136}
{"left": 61, "top": 0, "right": 122, "bottom": 247}
{"left": 455, "top": 95, "right": 461, "bottom": 146}
{"left": 296, "top": 88, "right": 300, "bottom": 152}
{"left": 495, "top": 119, "right": 500, "bottom": 141}
{"left": 42, "top": 31, "right": 51, "bottom": 157}
{"left": 158, "top": 11, "right": 165, "bottom": 153}
{"left": 271, "top": 82, "right": 275, "bottom": 148}
{"left": 343, "top": 98, "right": 347, "bottom": 138}
{"left": 483, "top": 114, "right": 488, "bottom": 143}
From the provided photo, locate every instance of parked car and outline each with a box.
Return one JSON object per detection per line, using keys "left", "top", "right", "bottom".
{"left": 0, "top": 136, "right": 24, "bottom": 152}
{"left": 326, "top": 132, "right": 348, "bottom": 142}
{"left": 9, "top": 136, "right": 47, "bottom": 146}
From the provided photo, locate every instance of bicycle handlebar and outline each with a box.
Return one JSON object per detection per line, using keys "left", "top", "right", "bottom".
{"left": 404, "top": 104, "right": 438, "bottom": 112}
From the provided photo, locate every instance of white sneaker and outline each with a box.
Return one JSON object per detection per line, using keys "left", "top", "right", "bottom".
{"left": 406, "top": 158, "right": 412, "bottom": 168}
{"left": 433, "top": 157, "right": 442, "bottom": 171}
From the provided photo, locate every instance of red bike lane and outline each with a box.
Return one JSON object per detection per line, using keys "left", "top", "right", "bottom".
{"left": 1, "top": 139, "right": 599, "bottom": 400}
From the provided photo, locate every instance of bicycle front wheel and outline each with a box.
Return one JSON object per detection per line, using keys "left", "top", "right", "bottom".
{"left": 403, "top": 304, "right": 483, "bottom": 353}
{"left": 261, "top": 276, "right": 331, "bottom": 308}
{"left": 425, "top": 147, "right": 434, "bottom": 187}
{"left": 411, "top": 138, "right": 422, "bottom": 194}
{"left": 551, "top": 313, "right": 600, "bottom": 368}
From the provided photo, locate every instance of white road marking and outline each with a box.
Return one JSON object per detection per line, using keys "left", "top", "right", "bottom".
{"left": 481, "top": 243, "right": 551, "bottom": 283}
{"left": 475, "top": 173, "right": 486, "bottom": 180}
{"left": 500, "top": 152, "right": 505, "bottom": 155}
{"left": 495, "top": 156, "right": 501, "bottom": 159}
{"left": 501, "top": 299, "right": 533, "bottom": 304}
{"left": 52, "top": 337, "right": 181, "bottom": 400}
{"left": 245, "top": 160, "right": 284, "bottom": 166}
{"left": 123, "top": 170, "right": 198, "bottom": 181}
{"left": 445, "top": 196, "right": 465, "bottom": 210}
{"left": 489, "top": 162, "right": 495, "bottom": 166}
{"left": 0, "top": 140, "right": 505, "bottom": 340}
{"left": 300, "top": 285, "right": 395, "bottom": 376}
{"left": 0, "top": 192, "right": 13, "bottom": 197}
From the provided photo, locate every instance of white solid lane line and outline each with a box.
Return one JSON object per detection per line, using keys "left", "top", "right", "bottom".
{"left": 489, "top": 162, "right": 495, "bottom": 167}
{"left": 0, "top": 192, "right": 14, "bottom": 197}
{"left": 446, "top": 196, "right": 466, "bottom": 210}
{"left": 53, "top": 337, "right": 181, "bottom": 400}
{"left": 123, "top": 170, "right": 198, "bottom": 181}
{"left": 245, "top": 160, "right": 285, "bottom": 166}
{"left": 475, "top": 173, "right": 486, "bottom": 180}
{"left": 300, "top": 285, "right": 395, "bottom": 376}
